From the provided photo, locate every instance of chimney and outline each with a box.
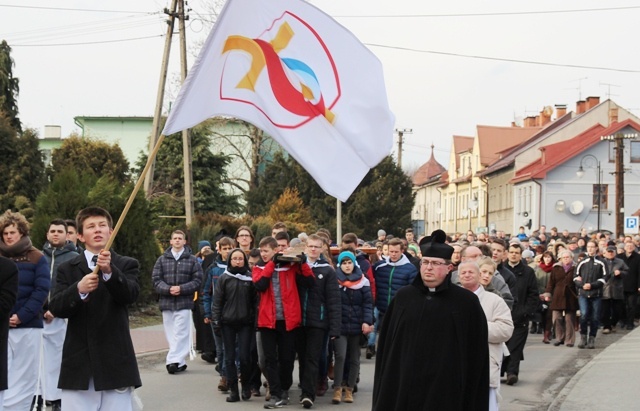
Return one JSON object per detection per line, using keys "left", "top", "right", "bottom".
{"left": 586, "top": 96, "right": 600, "bottom": 110}
{"left": 540, "top": 107, "right": 552, "bottom": 126}
{"left": 555, "top": 104, "right": 567, "bottom": 118}
{"left": 576, "top": 100, "right": 586, "bottom": 114}
{"left": 523, "top": 116, "right": 536, "bottom": 127}
{"left": 609, "top": 107, "right": 619, "bottom": 124}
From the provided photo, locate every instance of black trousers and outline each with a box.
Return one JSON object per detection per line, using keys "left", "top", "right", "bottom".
{"left": 624, "top": 292, "right": 638, "bottom": 327}
{"left": 222, "top": 324, "right": 253, "bottom": 386}
{"left": 260, "top": 321, "right": 296, "bottom": 399}
{"left": 295, "top": 327, "right": 327, "bottom": 400}
{"left": 601, "top": 298, "right": 625, "bottom": 329}
{"left": 502, "top": 324, "right": 529, "bottom": 376}
{"left": 248, "top": 330, "right": 262, "bottom": 390}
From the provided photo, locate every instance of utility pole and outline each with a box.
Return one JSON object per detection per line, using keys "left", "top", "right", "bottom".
{"left": 143, "top": 0, "right": 195, "bottom": 225}
{"left": 601, "top": 132, "right": 638, "bottom": 238}
{"left": 178, "top": 0, "right": 194, "bottom": 225}
{"left": 395, "top": 128, "right": 412, "bottom": 169}
{"left": 144, "top": 0, "right": 178, "bottom": 196}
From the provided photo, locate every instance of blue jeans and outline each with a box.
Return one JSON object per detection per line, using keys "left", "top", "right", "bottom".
{"left": 579, "top": 296, "right": 601, "bottom": 337}
{"left": 367, "top": 308, "right": 379, "bottom": 346}
{"left": 210, "top": 324, "right": 226, "bottom": 377}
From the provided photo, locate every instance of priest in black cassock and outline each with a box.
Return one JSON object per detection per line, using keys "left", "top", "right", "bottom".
{"left": 372, "top": 230, "right": 489, "bottom": 411}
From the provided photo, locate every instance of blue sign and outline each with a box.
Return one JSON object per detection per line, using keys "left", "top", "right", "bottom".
{"left": 625, "top": 216, "right": 639, "bottom": 231}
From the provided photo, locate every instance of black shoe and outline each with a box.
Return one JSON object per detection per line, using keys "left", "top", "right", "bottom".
{"left": 242, "top": 387, "right": 252, "bottom": 401}
{"left": 175, "top": 364, "right": 187, "bottom": 373}
{"left": 506, "top": 374, "right": 518, "bottom": 385}
{"left": 301, "top": 396, "right": 313, "bottom": 409}
{"left": 627, "top": 325, "right": 635, "bottom": 330}
{"left": 51, "top": 400, "right": 62, "bottom": 411}
{"left": 553, "top": 340, "right": 564, "bottom": 346}
{"left": 366, "top": 345, "right": 375, "bottom": 359}
{"left": 166, "top": 363, "right": 178, "bottom": 374}
{"left": 201, "top": 352, "right": 216, "bottom": 363}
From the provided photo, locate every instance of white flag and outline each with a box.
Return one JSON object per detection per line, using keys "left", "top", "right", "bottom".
{"left": 162, "top": 0, "right": 395, "bottom": 202}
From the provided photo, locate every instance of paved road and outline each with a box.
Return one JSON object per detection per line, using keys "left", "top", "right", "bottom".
{"left": 134, "top": 326, "right": 632, "bottom": 410}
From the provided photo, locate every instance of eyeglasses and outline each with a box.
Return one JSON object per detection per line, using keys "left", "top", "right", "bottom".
{"left": 231, "top": 257, "right": 245, "bottom": 261}
{"left": 421, "top": 260, "right": 448, "bottom": 267}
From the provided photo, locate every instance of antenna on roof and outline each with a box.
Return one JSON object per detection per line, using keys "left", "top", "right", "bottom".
{"left": 599, "top": 82, "right": 620, "bottom": 99}
{"left": 568, "top": 77, "right": 588, "bottom": 100}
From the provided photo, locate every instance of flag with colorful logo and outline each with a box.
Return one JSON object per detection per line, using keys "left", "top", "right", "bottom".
{"left": 162, "top": 0, "right": 395, "bottom": 202}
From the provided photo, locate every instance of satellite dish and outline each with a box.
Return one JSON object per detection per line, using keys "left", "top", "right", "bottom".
{"left": 570, "top": 201, "right": 584, "bottom": 215}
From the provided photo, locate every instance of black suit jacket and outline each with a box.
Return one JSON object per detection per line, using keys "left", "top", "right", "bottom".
{"left": 49, "top": 251, "right": 142, "bottom": 390}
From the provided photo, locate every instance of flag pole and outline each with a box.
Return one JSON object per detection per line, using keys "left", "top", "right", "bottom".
{"left": 336, "top": 198, "right": 342, "bottom": 243}
{"left": 103, "top": 134, "right": 167, "bottom": 254}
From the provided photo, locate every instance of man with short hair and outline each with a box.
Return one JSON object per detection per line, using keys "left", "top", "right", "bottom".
{"left": 64, "top": 219, "right": 83, "bottom": 253}
{"left": 490, "top": 239, "right": 517, "bottom": 298}
{"left": 621, "top": 242, "right": 640, "bottom": 330}
{"left": 50, "top": 207, "right": 141, "bottom": 411}
{"left": 377, "top": 230, "right": 386, "bottom": 242}
{"left": 296, "top": 235, "right": 340, "bottom": 408}
{"left": 372, "top": 238, "right": 417, "bottom": 329}
{"left": 456, "top": 245, "right": 513, "bottom": 309}
{"left": 501, "top": 244, "right": 539, "bottom": 386}
{"left": 405, "top": 228, "right": 416, "bottom": 245}
{"left": 574, "top": 241, "right": 608, "bottom": 349}
{"left": 275, "top": 231, "right": 290, "bottom": 253}
{"left": 40, "top": 220, "right": 79, "bottom": 411}
{"left": 600, "top": 246, "right": 628, "bottom": 334}
{"left": 372, "top": 230, "right": 489, "bottom": 411}
{"left": 271, "top": 222, "right": 287, "bottom": 239}
{"left": 153, "top": 230, "right": 203, "bottom": 374}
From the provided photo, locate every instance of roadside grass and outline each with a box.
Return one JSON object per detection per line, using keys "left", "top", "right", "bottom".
{"left": 129, "top": 302, "right": 163, "bottom": 329}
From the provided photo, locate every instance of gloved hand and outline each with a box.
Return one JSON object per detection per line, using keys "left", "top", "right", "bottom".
{"left": 272, "top": 253, "right": 283, "bottom": 263}
{"left": 299, "top": 252, "right": 307, "bottom": 264}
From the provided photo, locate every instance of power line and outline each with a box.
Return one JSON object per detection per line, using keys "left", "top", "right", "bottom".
{"left": 366, "top": 43, "right": 640, "bottom": 74}
{"left": 11, "top": 34, "right": 164, "bottom": 47}
{"left": 333, "top": 5, "right": 640, "bottom": 18}
{"left": 0, "top": 4, "right": 152, "bottom": 14}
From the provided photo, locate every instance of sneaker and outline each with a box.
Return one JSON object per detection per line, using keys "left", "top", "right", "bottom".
{"left": 301, "top": 397, "right": 313, "bottom": 409}
{"left": 602, "top": 328, "right": 610, "bottom": 334}
{"left": 277, "top": 393, "right": 289, "bottom": 406}
{"left": 264, "top": 397, "right": 282, "bottom": 409}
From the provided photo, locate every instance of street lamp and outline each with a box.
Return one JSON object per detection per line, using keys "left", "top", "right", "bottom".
{"left": 576, "top": 154, "right": 601, "bottom": 232}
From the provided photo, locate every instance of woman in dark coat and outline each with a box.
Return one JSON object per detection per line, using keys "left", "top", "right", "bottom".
{"left": 0, "top": 257, "right": 18, "bottom": 396}
{"left": 543, "top": 250, "right": 579, "bottom": 347}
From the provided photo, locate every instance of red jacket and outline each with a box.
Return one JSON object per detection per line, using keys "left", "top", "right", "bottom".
{"left": 253, "top": 260, "right": 315, "bottom": 331}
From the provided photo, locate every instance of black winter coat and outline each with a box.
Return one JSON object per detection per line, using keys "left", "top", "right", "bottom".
{"left": 372, "top": 274, "right": 489, "bottom": 411}
{"left": 299, "top": 259, "right": 341, "bottom": 337}
{"left": 50, "top": 252, "right": 141, "bottom": 390}
{"left": 507, "top": 260, "right": 540, "bottom": 326}
{"left": 336, "top": 266, "right": 373, "bottom": 336}
{"left": 621, "top": 251, "right": 640, "bottom": 293}
{"left": 0, "top": 257, "right": 18, "bottom": 390}
{"left": 212, "top": 271, "right": 256, "bottom": 326}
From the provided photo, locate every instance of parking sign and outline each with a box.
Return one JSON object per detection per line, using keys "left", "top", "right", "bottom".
{"left": 625, "top": 216, "right": 639, "bottom": 232}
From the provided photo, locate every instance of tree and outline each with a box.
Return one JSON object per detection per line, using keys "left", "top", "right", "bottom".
{"left": 8, "top": 128, "right": 45, "bottom": 202}
{"left": 345, "top": 156, "right": 414, "bottom": 239}
{"left": 268, "top": 188, "right": 314, "bottom": 233}
{"left": 136, "top": 122, "right": 241, "bottom": 216}
{"left": 49, "top": 135, "right": 130, "bottom": 183}
{"left": 0, "top": 40, "right": 20, "bottom": 131}
{"left": 0, "top": 114, "right": 18, "bottom": 208}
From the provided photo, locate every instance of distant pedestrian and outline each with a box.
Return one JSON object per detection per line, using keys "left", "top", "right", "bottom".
{"left": 574, "top": 241, "right": 607, "bottom": 349}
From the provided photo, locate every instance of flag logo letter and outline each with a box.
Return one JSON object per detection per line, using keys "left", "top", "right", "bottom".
{"left": 219, "top": 13, "right": 340, "bottom": 129}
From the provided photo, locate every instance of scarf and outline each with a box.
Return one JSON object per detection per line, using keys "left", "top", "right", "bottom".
{"left": 563, "top": 263, "right": 573, "bottom": 273}
{"left": 336, "top": 266, "right": 368, "bottom": 290}
{"left": 224, "top": 263, "right": 252, "bottom": 281}
{"left": 0, "top": 235, "right": 33, "bottom": 258}
{"left": 539, "top": 261, "right": 554, "bottom": 273}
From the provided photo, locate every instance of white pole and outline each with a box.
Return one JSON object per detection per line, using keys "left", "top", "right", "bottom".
{"left": 336, "top": 198, "right": 342, "bottom": 242}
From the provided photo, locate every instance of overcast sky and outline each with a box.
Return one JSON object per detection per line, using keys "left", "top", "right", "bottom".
{"left": 3, "top": 0, "right": 640, "bottom": 173}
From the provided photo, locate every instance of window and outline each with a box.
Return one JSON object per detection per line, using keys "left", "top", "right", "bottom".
{"left": 609, "top": 142, "right": 616, "bottom": 163}
{"left": 631, "top": 141, "right": 640, "bottom": 163}
{"left": 593, "top": 184, "right": 608, "bottom": 210}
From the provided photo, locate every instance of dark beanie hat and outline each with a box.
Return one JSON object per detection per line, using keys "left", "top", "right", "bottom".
{"left": 420, "top": 229, "right": 453, "bottom": 260}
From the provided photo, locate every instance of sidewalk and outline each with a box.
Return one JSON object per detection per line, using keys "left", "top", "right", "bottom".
{"left": 552, "top": 326, "right": 640, "bottom": 410}
{"left": 130, "top": 324, "right": 168, "bottom": 356}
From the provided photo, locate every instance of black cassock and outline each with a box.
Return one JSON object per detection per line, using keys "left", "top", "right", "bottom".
{"left": 372, "top": 274, "right": 489, "bottom": 411}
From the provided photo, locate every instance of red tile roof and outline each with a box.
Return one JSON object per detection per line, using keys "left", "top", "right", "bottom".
{"left": 511, "top": 119, "right": 640, "bottom": 184}
{"left": 477, "top": 125, "right": 542, "bottom": 167}
{"left": 412, "top": 145, "right": 446, "bottom": 186}
{"left": 452, "top": 135, "right": 474, "bottom": 169}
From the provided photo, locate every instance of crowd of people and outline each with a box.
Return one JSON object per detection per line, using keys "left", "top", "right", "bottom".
{"left": 1, "top": 205, "right": 640, "bottom": 411}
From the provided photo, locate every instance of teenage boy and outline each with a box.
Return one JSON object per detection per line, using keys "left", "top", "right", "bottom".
{"left": 202, "top": 236, "right": 235, "bottom": 391}
{"left": 152, "top": 230, "right": 203, "bottom": 374}
{"left": 253, "top": 237, "right": 315, "bottom": 409}
{"left": 40, "top": 219, "right": 79, "bottom": 411}
{"left": 49, "top": 207, "right": 141, "bottom": 411}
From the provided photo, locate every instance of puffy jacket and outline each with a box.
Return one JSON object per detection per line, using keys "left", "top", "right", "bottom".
{"left": 202, "top": 256, "right": 227, "bottom": 318}
{"left": 337, "top": 266, "right": 373, "bottom": 336}
{"left": 212, "top": 270, "right": 256, "bottom": 326}
{"left": 253, "top": 260, "right": 315, "bottom": 331}
{"left": 299, "top": 258, "right": 341, "bottom": 337}
{"left": 3, "top": 243, "right": 50, "bottom": 329}
{"left": 574, "top": 256, "right": 608, "bottom": 298}
{"left": 152, "top": 248, "right": 203, "bottom": 311}
{"left": 373, "top": 254, "right": 417, "bottom": 314}
{"left": 601, "top": 257, "right": 628, "bottom": 300}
